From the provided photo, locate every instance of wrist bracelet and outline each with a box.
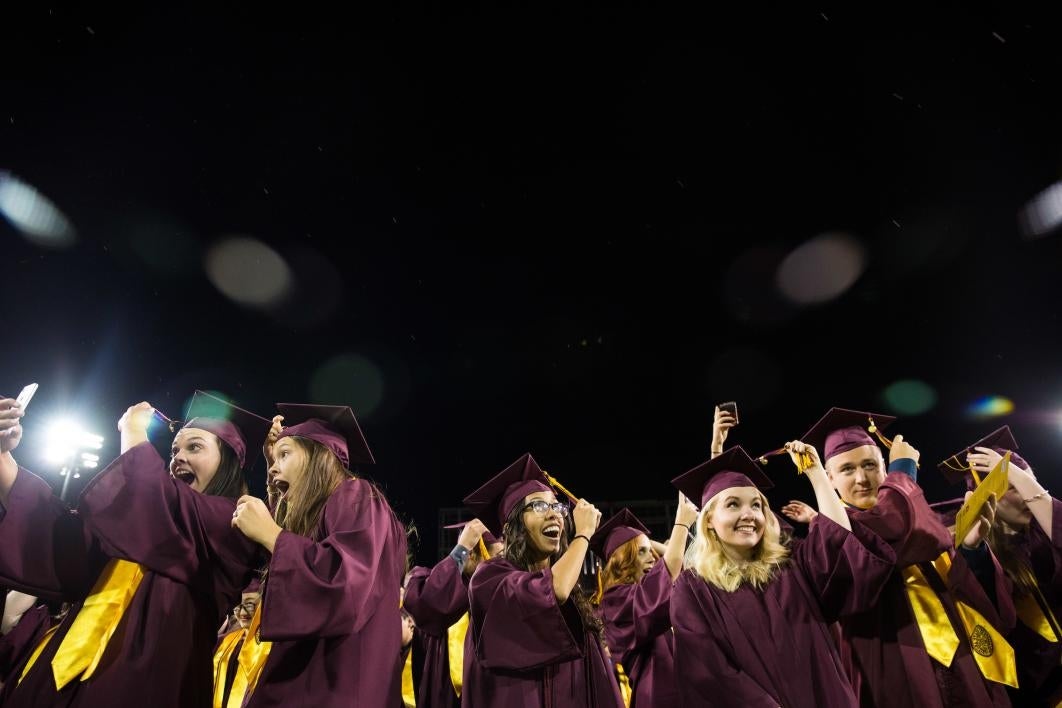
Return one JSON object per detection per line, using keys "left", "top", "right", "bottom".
{"left": 1023, "top": 489, "right": 1049, "bottom": 503}
{"left": 674, "top": 523, "right": 693, "bottom": 532}
{"left": 572, "top": 534, "right": 591, "bottom": 546}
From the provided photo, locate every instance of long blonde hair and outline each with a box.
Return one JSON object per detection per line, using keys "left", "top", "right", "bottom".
{"left": 685, "top": 490, "right": 790, "bottom": 592}
{"left": 272, "top": 437, "right": 351, "bottom": 539}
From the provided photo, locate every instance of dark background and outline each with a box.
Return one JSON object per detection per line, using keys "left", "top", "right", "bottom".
{"left": 4, "top": 3, "right": 1062, "bottom": 563}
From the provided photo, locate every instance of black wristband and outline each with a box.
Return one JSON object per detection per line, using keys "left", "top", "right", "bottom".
{"left": 674, "top": 523, "right": 693, "bottom": 532}
{"left": 572, "top": 534, "right": 591, "bottom": 546}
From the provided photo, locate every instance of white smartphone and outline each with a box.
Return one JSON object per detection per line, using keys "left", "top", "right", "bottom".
{"left": 15, "top": 383, "right": 38, "bottom": 410}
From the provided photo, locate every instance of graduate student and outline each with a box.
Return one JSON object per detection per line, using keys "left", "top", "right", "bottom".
{"left": 460, "top": 453, "right": 624, "bottom": 707}
{"left": 940, "top": 426, "right": 1062, "bottom": 705}
{"left": 590, "top": 499, "right": 696, "bottom": 708}
{"left": 791, "top": 407, "right": 1017, "bottom": 708}
{"left": 669, "top": 444, "right": 895, "bottom": 707}
{"left": 0, "top": 391, "right": 269, "bottom": 708}
{"left": 404, "top": 518, "right": 504, "bottom": 708}
{"left": 228, "top": 403, "right": 408, "bottom": 708}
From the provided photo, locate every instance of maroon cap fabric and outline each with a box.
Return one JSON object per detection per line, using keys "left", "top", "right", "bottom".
{"left": 180, "top": 390, "right": 272, "bottom": 472}
{"left": 801, "top": 407, "right": 896, "bottom": 461}
{"left": 589, "top": 508, "right": 651, "bottom": 561}
{"left": 461, "top": 453, "right": 552, "bottom": 536}
{"left": 671, "top": 446, "right": 774, "bottom": 508}
{"left": 275, "top": 403, "right": 375, "bottom": 468}
{"left": 937, "top": 425, "right": 1027, "bottom": 488}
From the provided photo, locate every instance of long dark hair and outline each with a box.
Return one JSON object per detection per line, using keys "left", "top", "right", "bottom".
{"left": 502, "top": 502, "right": 605, "bottom": 642}
{"left": 201, "top": 438, "right": 247, "bottom": 500}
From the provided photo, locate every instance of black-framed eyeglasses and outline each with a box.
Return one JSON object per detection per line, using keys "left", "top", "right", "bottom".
{"left": 233, "top": 601, "right": 259, "bottom": 616}
{"left": 521, "top": 500, "right": 570, "bottom": 517}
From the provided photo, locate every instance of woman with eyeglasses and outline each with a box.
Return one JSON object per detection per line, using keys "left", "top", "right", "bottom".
{"left": 212, "top": 579, "right": 261, "bottom": 707}
{"left": 459, "top": 453, "right": 624, "bottom": 708}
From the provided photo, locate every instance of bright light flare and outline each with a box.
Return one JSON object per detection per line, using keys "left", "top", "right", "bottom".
{"left": 44, "top": 419, "right": 105, "bottom": 465}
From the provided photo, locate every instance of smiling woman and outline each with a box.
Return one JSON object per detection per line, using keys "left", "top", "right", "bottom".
{"left": 669, "top": 445, "right": 895, "bottom": 708}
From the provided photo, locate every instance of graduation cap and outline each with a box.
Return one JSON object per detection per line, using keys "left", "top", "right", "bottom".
{"left": 929, "top": 497, "right": 965, "bottom": 527}
{"left": 801, "top": 407, "right": 896, "bottom": 462}
{"left": 275, "top": 403, "right": 375, "bottom": 469}
{"left": 461, "top": 453, "right": 553, "bottom": 537}
{"left": 671, "top": 446, "right": 774, "bottom": 508}
{"left": 589, "top": 508, "right": 651, "bottom": 561}
{"left": 442, "top": 521, "right": 501, "bottom": 548}
{"left": 177, "top": 390, "right": 273, "bottom": 472}
{"left": 937, "top": 426, "right": 1027, "bottom": 488}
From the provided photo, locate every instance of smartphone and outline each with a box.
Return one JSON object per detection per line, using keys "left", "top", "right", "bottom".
{"left": 717, "top": 401, "right": 739, "bottom": 424}
{"left": 15, "top": 383, "right": 38, "bottom": 410}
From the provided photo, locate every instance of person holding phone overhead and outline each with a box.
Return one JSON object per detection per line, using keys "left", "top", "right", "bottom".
{"left": 0, "top": 390, "right": 269, "bottom": 708}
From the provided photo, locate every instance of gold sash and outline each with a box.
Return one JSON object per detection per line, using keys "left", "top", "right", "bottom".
{"left": 226, "top": 603, "right": 273, "bottom": 708}
{"left": 616, "top": 662, "right": 632, "bottom": 707}
{"left": 1015, "top": 590, "right": 1061, "bottom": 643}
{"left": 446, "top": 611, "right": 470, "bottom": 696}
{"left": 401, "top": 647, "right": 416, "bottom": 706}
{"left": 17, "top": 623, "right": 60, "bottom": 685}
{"left": 212, "top": 629, "right": 246, "bottom": 708}
{"left": 48, "top": 558, "right": 145, "bottom": 690}
{"left": 902, "top": 551, "right": 1018, "bottom": 687}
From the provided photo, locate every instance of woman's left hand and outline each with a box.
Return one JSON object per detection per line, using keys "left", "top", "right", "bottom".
{"left": 232, "top": 495, "right": 283, "bottom": 552}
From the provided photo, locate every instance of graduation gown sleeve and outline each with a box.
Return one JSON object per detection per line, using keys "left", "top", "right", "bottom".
{"left": 77, "top": 441, "right": 260, "bottom": 614}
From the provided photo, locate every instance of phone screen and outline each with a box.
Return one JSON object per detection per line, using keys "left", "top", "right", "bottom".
{"left": 718, "top": 401, "right": 739, "bottom": 424}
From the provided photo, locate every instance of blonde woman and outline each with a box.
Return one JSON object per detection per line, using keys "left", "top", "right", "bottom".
{"left": 229, "top": 403, "right": 407, "bottom": 708}
{"left": 669, "top": 445, "right": 894, "bottom": 708}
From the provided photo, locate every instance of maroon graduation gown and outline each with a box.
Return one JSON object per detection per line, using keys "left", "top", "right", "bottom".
{"left": 597, "top": 560, "right": 677, "bottom": 708}
{"left": 0, "top": 442, "right": 259, "bottom": 708}
{"left": 463, "top": 557, "right": 624, "bottom": 708}
{"left": 246, "top": 477, "right": 408, "bottom": 708}
{"left": 1005, "top": 497, "right": 1062, "bottom": 702}
{"left": 0, "top": 604, "right": 52, "bottom": 690}
{"left": 840, "top": 471, "right": 1016, "bottom": 708}
{"left": 404, "top": 558, "right": 468, "bottom": 708}
{"left": 671, "top": 514, "right": 895, "bottom": 708}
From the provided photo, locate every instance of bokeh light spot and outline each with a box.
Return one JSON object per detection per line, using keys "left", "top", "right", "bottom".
{"left": 205, "top": 236, "right": 292, "bottom": 308}
{"left": 309, "top": 354, "right": 385, "bottom": 418}
{"left": 882, "top": 379, "right": 937, "bottom": 415}
{"left": 0, "top": 171, "right": 75, "bottom": 247}
{"left": 776, "top": 232, "right": 866, "bottom": 305}
{"left": 966, "top": 395, "right": 1015, "bottom": 420}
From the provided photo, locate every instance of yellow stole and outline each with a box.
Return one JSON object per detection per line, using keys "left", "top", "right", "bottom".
{"left": 20, "top": 559, "right": 146, "bottom": 690}
{"left": 212, "top": 629, "right": 246, "bottom": 708}
{"left": 401, "top": 647, "right": 416, "bottom": 706}
{"left": 902, "top": 551, "right": 1018, "bottom": 687}
{"left": 1012, "top": 562, "right": 1061, "bottom": 643}
{"left": 446, "top": 611, "right": 470, "bottom": 696}
{"left": 225, "top": 603, "right": 273, "bottom": 708}
{"left": 615, "top": 662, "right": 632, "bottom": 707}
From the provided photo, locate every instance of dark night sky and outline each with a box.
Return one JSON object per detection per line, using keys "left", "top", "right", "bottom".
{"left": 4, "top": 3, "right": 1062, "bottom": 562}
